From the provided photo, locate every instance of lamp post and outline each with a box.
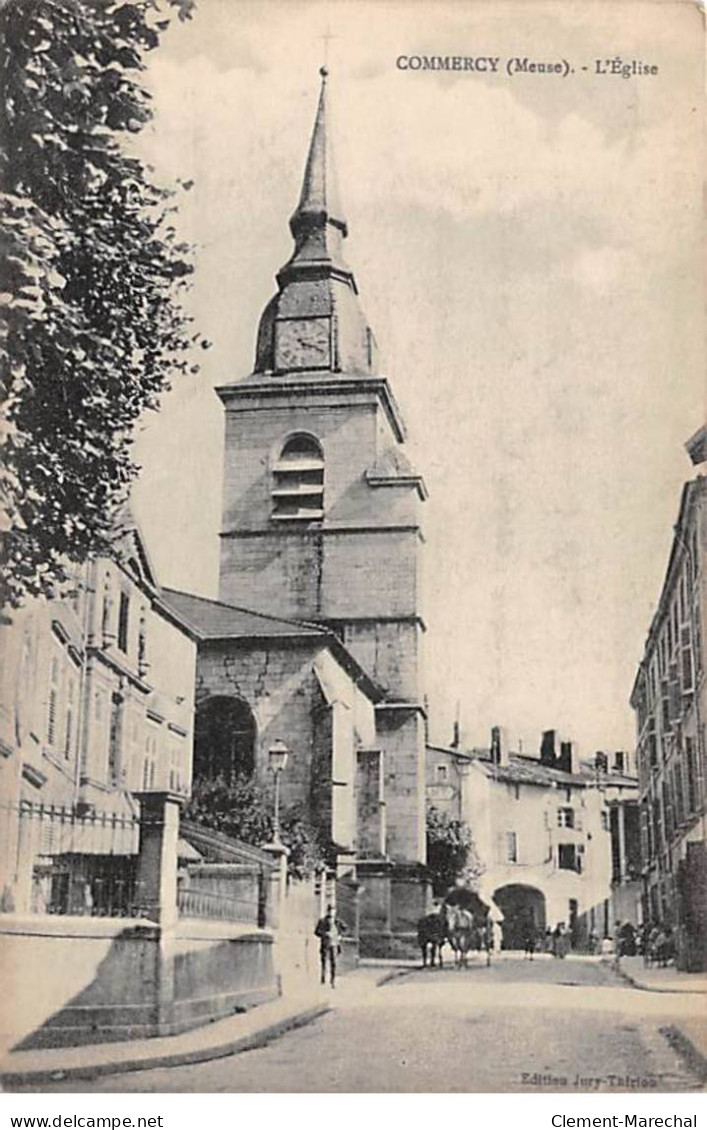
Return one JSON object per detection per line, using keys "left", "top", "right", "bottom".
{"left": 268, "top": 739, "right": 290, "bottom": 844}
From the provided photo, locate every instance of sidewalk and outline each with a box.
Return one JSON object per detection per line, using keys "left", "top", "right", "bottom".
{"left": 0, "top": 995, "right": 328, "bottom": 1089}
{"left": 618, "top": 956, "right": 707, "bottom": 995}
{"left": 1, "top": 970, "right": 384, "bottom": 1089}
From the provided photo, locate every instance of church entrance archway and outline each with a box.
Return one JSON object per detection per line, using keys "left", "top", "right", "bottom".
{"left": 193, "top": 696, "right": 257, "bottom": 784}
{"left": 493, "top": 884, "right": 546, "bottom": 950}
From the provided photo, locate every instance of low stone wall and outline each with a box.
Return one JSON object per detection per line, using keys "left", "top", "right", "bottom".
{"left": 359, "top": 930, "right": 419, "bottom": 960}
{"left": 0, "top": 914, "right": 278, "bottom": 1052}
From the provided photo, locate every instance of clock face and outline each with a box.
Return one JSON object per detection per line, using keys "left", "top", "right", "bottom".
{"left": 276, "top": 318, "right": 330, "bottom": 371}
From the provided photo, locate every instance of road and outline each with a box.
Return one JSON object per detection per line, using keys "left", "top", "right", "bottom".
{"left": 34, "top": 957, "right": 705, "bottom": 1092}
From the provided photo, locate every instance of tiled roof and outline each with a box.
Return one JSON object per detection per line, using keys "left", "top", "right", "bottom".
{"left": 161, "top": 588, "right": 327, "bottom": 642}
{"left": 473, "top": 753, "right": 592, "bottom": 789}
{"left": 472, "top": 752, "right": 637, "bottom": 790}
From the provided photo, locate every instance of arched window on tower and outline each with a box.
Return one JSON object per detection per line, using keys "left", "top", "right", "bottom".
{"left": 272, "top": 434, "right": 324, "bottom": 521}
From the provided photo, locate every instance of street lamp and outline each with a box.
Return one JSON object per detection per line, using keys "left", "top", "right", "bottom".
{"left": 268, "top": 739, "right": 290, "bottom": 844}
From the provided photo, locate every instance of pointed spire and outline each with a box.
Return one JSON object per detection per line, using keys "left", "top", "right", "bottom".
{"left": 290, "top": 67, "right": 347, "bottom": 240}
{"left": 253, "top": 70, "right": 379, "bottom": 377}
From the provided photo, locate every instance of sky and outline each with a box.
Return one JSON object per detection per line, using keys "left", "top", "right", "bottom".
{"left": 130, "top": 0, "right": 705, "bottom": 760}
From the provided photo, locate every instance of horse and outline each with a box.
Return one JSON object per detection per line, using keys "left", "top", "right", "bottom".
{"left": 417, "top": 905, "right": 448, "bottom": 968}
{"left": 446, "top": 905, "right": 474, "bottom": 968}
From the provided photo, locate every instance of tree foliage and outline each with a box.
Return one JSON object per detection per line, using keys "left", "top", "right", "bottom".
{"left": 426, "top": 804, "right": 483, "bottom": 897}
{"left": 0, "top": 0, "right": 203, "bottom": 609}
{"left": 184, "top": 774, "right": 327, "bottom": 880}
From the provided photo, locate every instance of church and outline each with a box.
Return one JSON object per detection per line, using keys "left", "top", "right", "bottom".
{"left": 164, "top": 68, "right": 431, "bottom": 955}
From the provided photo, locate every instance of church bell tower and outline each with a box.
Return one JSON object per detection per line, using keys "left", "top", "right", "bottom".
{"left": 217, "top": 69, "right": 428, "bottom": 867}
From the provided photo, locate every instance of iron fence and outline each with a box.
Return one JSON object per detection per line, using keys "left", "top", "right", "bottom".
{"left": 2, "top": 800, "right": 142, "bottom": 918}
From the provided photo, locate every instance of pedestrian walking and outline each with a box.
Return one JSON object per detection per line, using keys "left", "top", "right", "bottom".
{"left": 552, "top": 922, "right": 568, "bottom": 958}
{"left": 314, "top": 903, "right": 342, "bottom": 988}
{"left": 589, "top": 926, "right": 599, "bottom": 955}
{"left": 600, "top": 934, "right": 614, "bottom": 962}
{"left": 523, "top": 921, "right": 537, "bottom": 960}
{"left": 612, "top": 920, "right": 623, "bottom": 970}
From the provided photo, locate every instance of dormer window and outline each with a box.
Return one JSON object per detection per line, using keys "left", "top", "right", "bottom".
{"left": 272, "top": 434, "right": 324, "bottom": 521}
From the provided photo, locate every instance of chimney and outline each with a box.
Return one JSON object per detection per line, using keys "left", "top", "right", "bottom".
{"left": 540, "top": 729, "right": 556, "bottom": 767}
{"left": 451, "top": 720, "right": 460, "bottom": 749}
{"left": 491, "top": 725, "right": 509, "bottom": 766}
{"left": 614, "top": 751, "right": 625, "bottom": 774}
{"left": 557, "top": 740, "right": 573, "bottom": 774}
{"left": 595, "top": 751, "right": 608, "bottom": 774}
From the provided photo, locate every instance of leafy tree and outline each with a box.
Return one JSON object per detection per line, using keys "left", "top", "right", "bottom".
{"left": 0, "top": 0, "right": 204, "bottom": 610}
{"left": 426, "top": 805, "right": 483, "bottom": 897}
{"left": 184, "top": 774, "right": 326, "bottom": 880}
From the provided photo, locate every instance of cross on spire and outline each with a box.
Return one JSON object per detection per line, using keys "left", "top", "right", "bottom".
{"left": 319, "top": 25, "right": 339, "bottom": 68}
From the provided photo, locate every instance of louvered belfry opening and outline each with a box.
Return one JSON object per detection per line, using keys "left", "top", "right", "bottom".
{"left": 272, "top": 434, "right": 324, "bottom": 521}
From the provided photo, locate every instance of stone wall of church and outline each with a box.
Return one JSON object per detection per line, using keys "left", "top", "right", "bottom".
{"left": 376, "top": 708, "right": 427, "bottom": 864}
{"left": 194, "top": 640, "right": 324, "bottom": 814}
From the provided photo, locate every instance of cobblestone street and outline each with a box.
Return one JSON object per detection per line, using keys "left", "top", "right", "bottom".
{"left": 32, "top": 958, "right": 705, "bottom": 1093}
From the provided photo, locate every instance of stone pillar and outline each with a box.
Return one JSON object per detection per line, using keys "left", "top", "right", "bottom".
{"left": 262, "top": 841, "right": 289, "bottom": 929}
{"left": 134, "top": 791, "right": 184, "bottom": 927}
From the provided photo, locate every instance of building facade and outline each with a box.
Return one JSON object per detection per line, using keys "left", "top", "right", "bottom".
{"left": 630, "top": 427, "right": 707, "bottom": 971}
{"left": 0, "top": 512, "right": 197, "bottom": 915}
{"left": 429, "top": 729, "right": 639, "bottom": 948}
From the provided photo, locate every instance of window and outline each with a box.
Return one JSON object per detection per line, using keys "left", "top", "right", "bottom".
{"left": 558, "top": 843, "right": 579, "bottom": 871}
{"left": 64, "top": 676, "right": 76, "bottom": 761}
{"left": 662, "top": 781, "right": 674, "bottom": 844}
{"left": 601, "top": 809, "right": 609, "bottom": 831}
{"left": 686, "top": 736, "right": 698, "bottom": 813}
{"left": 108, "top": 693, "right": 123, "bottom": 783}
{"left": 117, "top": 591, "right": 130, "bottom": 653}
{"left": 272, "top": 434, "right": 324, "bottom": 521}
{"left": 143, "top": 720, "right": 160, "bottom": 791}
{"left": 47, "top": 656, "right": 60, "bottom": 747}
{"left": 169, "top": 737, "right": 185, "bottom": 794}
{"left": 506, "top": 832, "right": 518, "bottom": 863}
{"left": 681, "top": 625, "right": 693, "bottom": 693}
{"left": 679, "top": 572, "right": 687, "bottom": 622}
{"left": 195, "top": 696, "right": 256, "bottom": 783}
{"left": 661, "top": 680, "right": 671, "bottom": 733}
{"left": 674, "top": 762, "right": 685, "bottom": 826}
{"left": 557, "top": 806, "right": 575, "bottom": 829}
{"left": 436, "top": 764, "right": 448, "bottom": 782}
{"left": 693, "top": 605, "right": 702, "bottom": 674}
{"left": 138, "top": 611, "right": 148, "bottom": 675}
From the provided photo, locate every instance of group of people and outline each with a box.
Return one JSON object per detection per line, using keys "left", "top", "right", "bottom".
{"left": 639, "top": 921, "right": 676, "bottom": 967}
{"left": 523, "top": 922, "right": 571, "bottom": 959}
{"left": 315, "top": 902, "right": 675, "bottom": 986}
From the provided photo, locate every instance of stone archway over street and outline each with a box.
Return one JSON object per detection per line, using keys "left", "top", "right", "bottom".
{"left": 493, "top": 883, "right": 547, "bottom": 950}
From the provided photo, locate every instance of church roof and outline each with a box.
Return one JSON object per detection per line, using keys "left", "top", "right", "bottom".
{"left": 161, "top": 588, "right": 326, "bottom": 642}
{"left": 161, "top": 587, "right": 385, "bottom": 702}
